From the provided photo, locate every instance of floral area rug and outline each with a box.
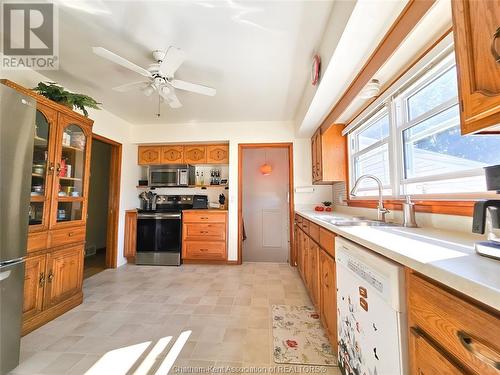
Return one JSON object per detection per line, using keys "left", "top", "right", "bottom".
{"left": 272, "top": 305, "right": 337, "bottom": 366}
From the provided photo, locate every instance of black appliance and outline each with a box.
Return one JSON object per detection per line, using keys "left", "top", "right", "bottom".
{"left": 472, "top": 165, "right": 500, "bottom": 260}
{"left": 136, "top": 194, "right": 208, "bottom": 266}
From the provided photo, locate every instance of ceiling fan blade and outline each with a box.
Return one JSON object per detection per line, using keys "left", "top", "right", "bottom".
{"left": 93, "top": 47, "right": 152, "bottom": 78}
{"left": 170, "top": 79, "right": 216, "bottom": 96}
{"left": 160, "top": 47, "right": 186, "bottom": 77}
{"left": 112, "top": 81, "right": 150, "bottom": 92}
{"left": 159, "top": 87, "right": 182, "bottom": 108}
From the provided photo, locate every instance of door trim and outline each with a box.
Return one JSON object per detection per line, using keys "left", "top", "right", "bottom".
{"left": 91, "top": 133, "right": 122, "bottom": 268}
{"left": 237, "top": 143, "right": 295, "bottom": 265}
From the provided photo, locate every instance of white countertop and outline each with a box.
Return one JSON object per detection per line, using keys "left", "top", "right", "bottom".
{"left": 296, "top": 209, "right": 500, "bottom": 311}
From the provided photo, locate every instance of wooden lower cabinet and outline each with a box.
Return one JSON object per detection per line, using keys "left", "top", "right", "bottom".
{"left": 319, "top": 249, "right": 338, "bottom": 354}
{"left": 407, "top": 271, "right": 500, "bottom": 375}
{"left": 182, "top": 210, "right": 228, "bottom": 262}
{"left": 44, "top": 245, "right": 84, "bottom": 308}
{"left": 409, "top": 328, "right": 465, "bottom": 375}
{"left": 22, "top": 243, "right": 84, "bottom": 335}
{"left": 308, "top": 241, "right": 320, "bottom": 307}
{"left": 23, "top": 255, "right": 46, "bottom": 321}
{"left": 124, "top": 210, "right": 137, "bottom": 260}
{"left": 295, "top": 214, "right": 338, "bottom": 353}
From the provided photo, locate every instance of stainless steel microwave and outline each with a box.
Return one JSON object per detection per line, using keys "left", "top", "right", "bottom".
{"left": 148, "top": 165, "right": 195, "bottom": 187}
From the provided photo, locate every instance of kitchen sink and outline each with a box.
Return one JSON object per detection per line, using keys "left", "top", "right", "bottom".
{"left": 332, "top": 220, "right": 401, "bottom": 227}
{"left": 318, "top": 216, "right": 400, "bottom": 227}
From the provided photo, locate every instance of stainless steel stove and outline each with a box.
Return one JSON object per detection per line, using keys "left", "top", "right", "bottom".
{"left": 136, "top": 195, "right": 207, "bottom": 266}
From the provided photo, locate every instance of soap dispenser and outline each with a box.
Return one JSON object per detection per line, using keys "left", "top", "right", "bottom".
{"left": 402, "top": 196, "right": 418, "bottom": 228}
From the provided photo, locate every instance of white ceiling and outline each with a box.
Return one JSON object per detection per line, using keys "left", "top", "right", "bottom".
{"left": 42, "top": 0, "right": 333, "bottom": 124}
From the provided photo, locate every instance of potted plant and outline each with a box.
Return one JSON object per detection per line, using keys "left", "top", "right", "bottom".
{"left": 323, "top": 201, "right": 333, "bottom": 212}
{"left": 33, "top": 82, "right": 101, "bottom": 117}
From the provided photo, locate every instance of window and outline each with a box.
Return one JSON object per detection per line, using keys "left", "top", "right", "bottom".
{"left": 348, "top": 47, "right": 500, "bottom": 199}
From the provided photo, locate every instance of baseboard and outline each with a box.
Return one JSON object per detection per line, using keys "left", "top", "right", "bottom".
{"left": 182, "top": 259, "right": 229, "bottom": 265}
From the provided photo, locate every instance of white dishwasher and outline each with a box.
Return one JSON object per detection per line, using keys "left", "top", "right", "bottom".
{"left": 335, "top": 237, "right": 408, "bottom": 375}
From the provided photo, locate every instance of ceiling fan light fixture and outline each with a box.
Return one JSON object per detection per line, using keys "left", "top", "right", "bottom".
{"left": 143, "top": 85, "right": 155, "bottom": 96}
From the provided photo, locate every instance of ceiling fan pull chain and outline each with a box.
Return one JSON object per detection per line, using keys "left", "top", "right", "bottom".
{"left": 157, "top": 95, "right": 161, "bottom": 117}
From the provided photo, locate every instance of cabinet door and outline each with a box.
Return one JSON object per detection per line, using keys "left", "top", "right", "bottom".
{"left": 29, "top": 104, "right": 57, "bottom": 233}
{"left": 320, "top": 250, "right": 338, "bottom": 354}
{"left": 311, "top": 134, "right": 317, "bottom": 182}
{"left": 302, "top": 233, "right": 309, "bottom": 285}
{"left": 206, "top": 145, "right": 229, "bottom": 164}
{"left": 409, "top": 328, "right": 464, "bottom": 375}
{"left": 184, "top": 145, "right": 207, "bottom": 164}
{"left": 50, "top": 114, "right": 92, "bottom": 228}
{"left": 296, "top": 230, "right": 303, "bottom": 275}
{"left": 315, "top": 131, "right": 322, "bottom": 180}
{"left": 161, "top": 146, "right": 183, "bottom": 164}
{"left": 452, "top": 0, "right": 500, "bottom": 134}
{"left": 309, "top": 241, "right": 320, "bottom": 307}
{"left": 44, "top": 244, "right": 83, "bottom": 308}
{"left": 138, "top": 146, "right": 161, "bottom": 165}
{"left": 23, "top": 254, "right": 47, "bottom": 320}
{"left": 124, "top": 210, "right": 137, "bottom": 258}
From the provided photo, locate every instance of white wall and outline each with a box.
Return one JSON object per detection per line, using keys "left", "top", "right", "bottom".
{"left": 131, "top": 121, "right": 332, "bottom": 261}
{"left": 1, "top": 69, "right": 140, "bottom": 267}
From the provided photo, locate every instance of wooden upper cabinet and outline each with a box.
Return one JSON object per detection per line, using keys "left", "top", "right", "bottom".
{"left": 184, "top": 145, "right": 207, "bottom": 164}
{"left": 161, "top": 145, "right": 183, "bottom": 164}
{"left": 452, "top": 0, "right": 500, "bottom": 134}
{"left": 50, "top": 114, "right": 92, "bottom": 229}
{"left": 311, "top": 125, "right": 346, "bottom": 184}
{"left": 138, "top": 146, "right": 161, "bottom": 165}
{"left": 206, "top": 144, "right": 229, "bottom": 164}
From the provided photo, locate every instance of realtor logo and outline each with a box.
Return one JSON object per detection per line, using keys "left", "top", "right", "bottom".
{"left": 1, "top": 2, "right": 59, "bottom": 69}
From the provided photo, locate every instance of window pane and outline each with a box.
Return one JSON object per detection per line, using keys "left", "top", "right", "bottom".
{"left": 403, "top": 105, "right": 500, "bottom": 179}
{"left": 404, "top": 175, "right": 487, "bottom": 195}
{"left": 354, "top": 144, "right": 391, "bottom": 192}
{"left": 407, "top": 67, "right": 457, "bottom": 120}
{"left": 357, "top": 114, "right": 389, "bottom": 152}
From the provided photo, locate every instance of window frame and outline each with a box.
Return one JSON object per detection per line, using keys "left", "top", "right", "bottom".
{"left": 347, "top": 37, "right": 497, "bottom": 202}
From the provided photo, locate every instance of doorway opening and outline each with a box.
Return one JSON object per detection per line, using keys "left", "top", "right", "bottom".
{"left": 238, "top": 143, "right": 294, "bottom": 265}
{"left": 84, "top": 134, "right": 122, "bottom": 278}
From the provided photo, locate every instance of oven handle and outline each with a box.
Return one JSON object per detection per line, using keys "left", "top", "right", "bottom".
{"left": 138, "top": 213, "right": 181, "bottom": 219}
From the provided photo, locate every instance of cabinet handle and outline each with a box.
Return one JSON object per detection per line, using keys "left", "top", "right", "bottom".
{"left": 55, "top": 163, "right": 61, "bottom": 176}
{"left": 48, "top": 163, "right": 55, "bottom": 175}
{"left": 47, "top": 271, "right": 54, "bottom": 282}
{"left": 457, "top": 330, "right": 500, "bottom": 370}
{"left": 200, "top": 248, "right": 208, "bottom": 252}
{"left": 68, "top": 232, "right": 74, "bottom": 237}
{"left": 39, "top": 272, "right": 45, "bottom": 287}
{"left": 492, "top": 27, "right": 500, "bottom": 63}
{"left": 200, "top": 217, "right": 208, "bottom": 220}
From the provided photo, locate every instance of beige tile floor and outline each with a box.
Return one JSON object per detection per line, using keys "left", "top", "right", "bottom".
{"left": 12, "top": 263, "right": 340, "bottom": 375}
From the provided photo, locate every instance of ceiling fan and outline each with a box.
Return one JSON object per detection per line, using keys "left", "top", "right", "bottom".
{"left": 92, "top": 46, "right": 216, "bottom": 109}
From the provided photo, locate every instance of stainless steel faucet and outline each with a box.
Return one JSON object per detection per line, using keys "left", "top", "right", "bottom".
{"left": 350, "top": 174, "right": 390, "bottom": 222}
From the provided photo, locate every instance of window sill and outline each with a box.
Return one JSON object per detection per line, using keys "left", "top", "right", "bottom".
{"left": 346, "top": 199, "right": 475, "bottom": 216}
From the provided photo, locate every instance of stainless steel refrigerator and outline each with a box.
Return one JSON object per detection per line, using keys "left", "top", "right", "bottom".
{"left": 0, "top": 84, "right": 36, "bottom": 374}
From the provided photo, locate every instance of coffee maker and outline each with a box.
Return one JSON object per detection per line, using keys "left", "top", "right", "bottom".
{"left": 472, "top": 165, "right": 500, "bottom": 260}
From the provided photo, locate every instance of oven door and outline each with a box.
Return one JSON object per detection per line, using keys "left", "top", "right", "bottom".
{"left": 149, "top": 168, "right": 179, "bottom": 187}
{"left": 136, "top": 213, "right": 182, "bottom": 253}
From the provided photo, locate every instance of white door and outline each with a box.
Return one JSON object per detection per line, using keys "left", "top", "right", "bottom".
{"left": 242, "top": 147, "right": 289, "bottom": 263}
